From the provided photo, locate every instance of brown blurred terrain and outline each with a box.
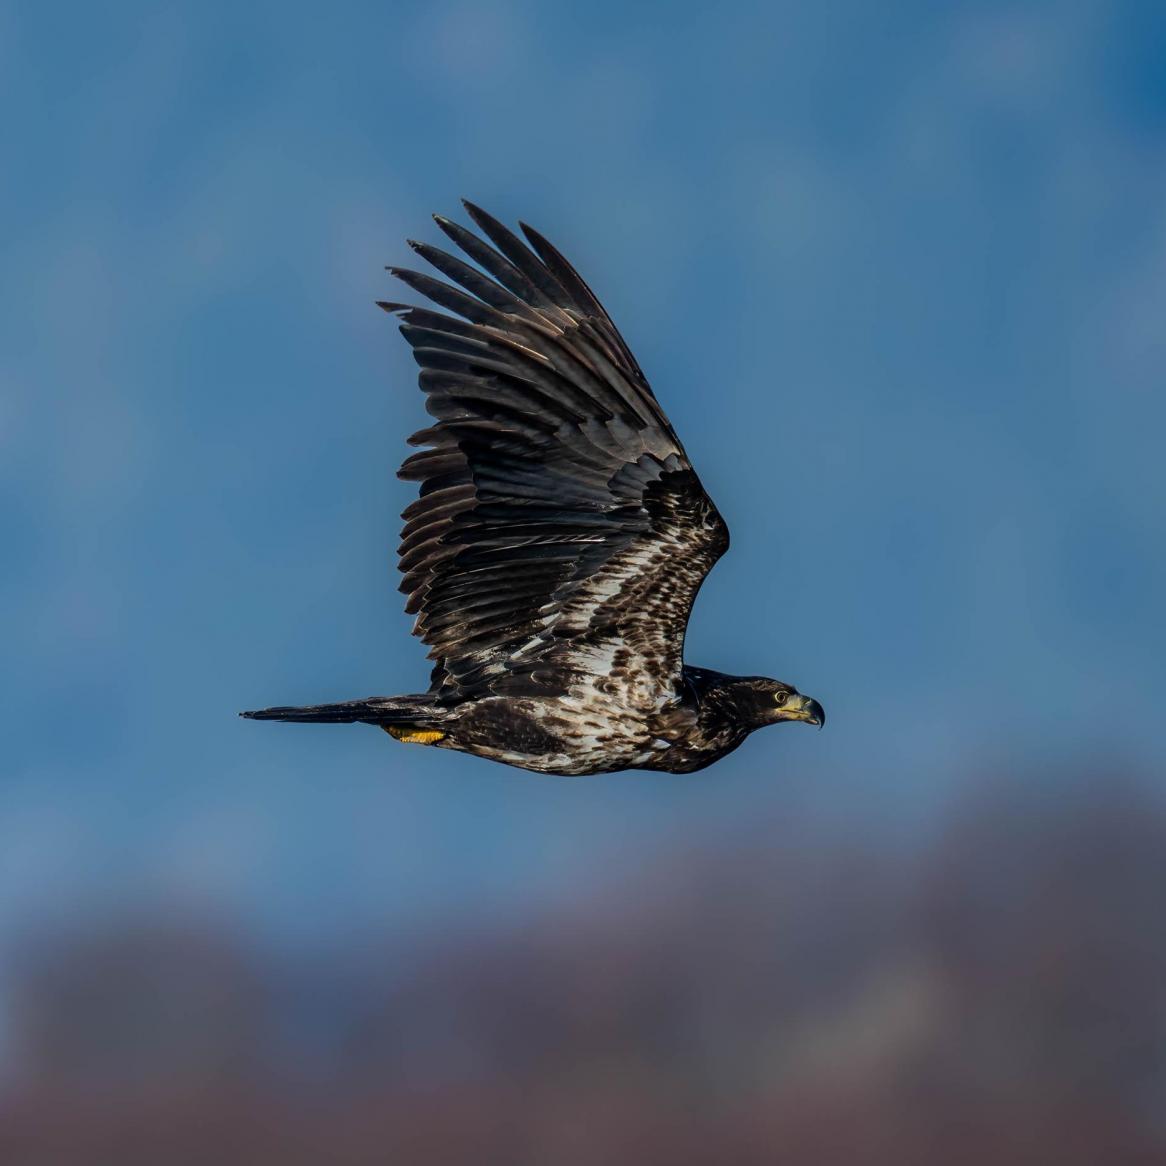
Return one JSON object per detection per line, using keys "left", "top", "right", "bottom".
{"left": 2, "top": 766, "right": 1164, "bottom": 1165}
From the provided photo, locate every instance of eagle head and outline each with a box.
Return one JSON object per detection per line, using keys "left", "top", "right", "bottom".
{"left": 726, "top": 677, "right": 826, "bottom": 731}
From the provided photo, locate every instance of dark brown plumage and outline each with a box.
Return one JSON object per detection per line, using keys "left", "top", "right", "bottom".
{"left": 242, "top": 203, "right": 824, "bottom": 774}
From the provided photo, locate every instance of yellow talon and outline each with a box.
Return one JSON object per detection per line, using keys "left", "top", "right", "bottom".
{"left": 384, "top": 725, "right": 446, "bottom": 745}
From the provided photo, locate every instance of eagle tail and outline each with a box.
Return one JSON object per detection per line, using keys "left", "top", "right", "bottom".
{"left": 239, "top": 694, "right": 442, "bottom": 727}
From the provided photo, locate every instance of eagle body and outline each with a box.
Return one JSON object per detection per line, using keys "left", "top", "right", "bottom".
{"left": 243, "top": 203, "right": 824, "bottom": 773}
{"left": 382, "top": 667, "right": 751, "bottom": 776}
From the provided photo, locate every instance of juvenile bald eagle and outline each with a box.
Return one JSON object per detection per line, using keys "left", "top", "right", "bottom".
{"left": 243, "top": 203, "right": 823, "bottom": 774}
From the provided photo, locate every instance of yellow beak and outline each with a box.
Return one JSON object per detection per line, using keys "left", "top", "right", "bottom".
{"left": 783, "top": 693, "right": 825, "bottom": 728}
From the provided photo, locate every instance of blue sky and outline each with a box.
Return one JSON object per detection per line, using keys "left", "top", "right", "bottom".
{"left": 2, "top": 0, "right": 1165, "bottom": 965}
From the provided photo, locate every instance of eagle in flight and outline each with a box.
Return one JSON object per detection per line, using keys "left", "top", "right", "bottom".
{"left": 243, "top": 203, "right": 824, "bottom": 774}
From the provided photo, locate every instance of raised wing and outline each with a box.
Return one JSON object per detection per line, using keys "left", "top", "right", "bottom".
{"left": 382, "top": 203, "right": 729, "bottom": 705}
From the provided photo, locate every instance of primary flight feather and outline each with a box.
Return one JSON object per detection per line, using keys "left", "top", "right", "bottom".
{"left": 243, "top": 202, "right": 824, "bottom": 774}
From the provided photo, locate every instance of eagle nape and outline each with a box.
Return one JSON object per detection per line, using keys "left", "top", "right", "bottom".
{"left": 244, "top": 201, "right": 826, "bottom": 775}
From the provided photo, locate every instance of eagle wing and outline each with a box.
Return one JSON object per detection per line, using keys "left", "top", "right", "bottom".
{"left": 383, "top": 203, "right": 729, "bottom": 706}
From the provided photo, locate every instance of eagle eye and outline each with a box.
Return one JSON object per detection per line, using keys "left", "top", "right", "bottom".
{"left": 773, "top": 690, "right": 789, "bottom": 706}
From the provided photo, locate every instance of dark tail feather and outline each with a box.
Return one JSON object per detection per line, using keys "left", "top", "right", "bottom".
{"left": 240, "top": 695, "right": 439, "bottom": 726}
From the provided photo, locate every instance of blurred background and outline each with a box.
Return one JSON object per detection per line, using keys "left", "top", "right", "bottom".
{"left": 3, "top": 1, "right": 1166, "bottom": 1161}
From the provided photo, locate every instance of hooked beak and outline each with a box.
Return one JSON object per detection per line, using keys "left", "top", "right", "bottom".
{"left": 784, "top": 693, "right": 826, "bottom": 729}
